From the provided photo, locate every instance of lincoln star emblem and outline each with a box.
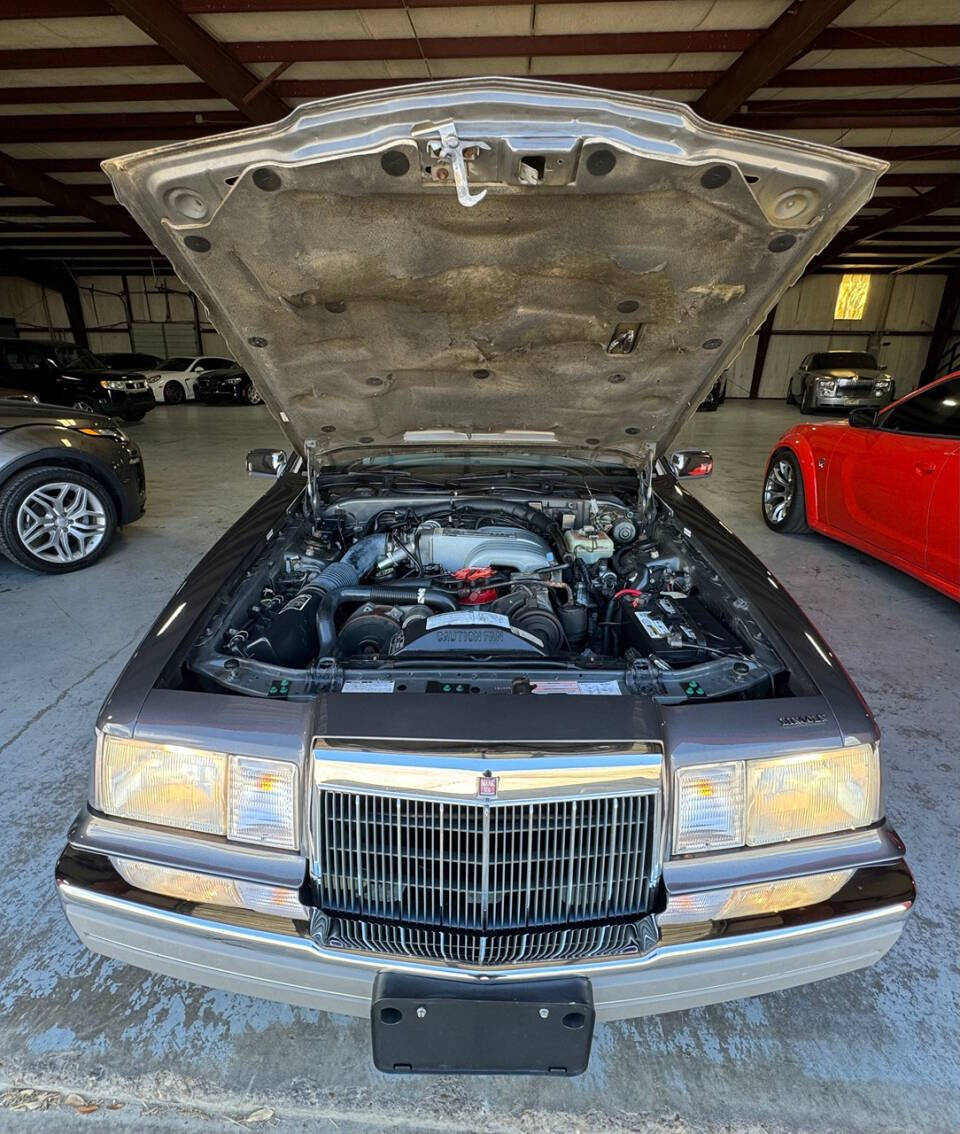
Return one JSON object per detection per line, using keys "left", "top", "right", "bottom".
{"left": 478, "top": 775, "right": 499, "bottom": 798}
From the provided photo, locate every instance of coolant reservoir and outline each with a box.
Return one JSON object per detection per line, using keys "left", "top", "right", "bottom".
{"left": 563, "top": 527, "right": 614, "bottom": 564}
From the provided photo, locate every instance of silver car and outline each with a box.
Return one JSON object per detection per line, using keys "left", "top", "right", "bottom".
{"left": 787, "top": 350, "right": 895, "bottom": 413}
{"left": 56, "top": 79, "right": 913, "bottom": 1076}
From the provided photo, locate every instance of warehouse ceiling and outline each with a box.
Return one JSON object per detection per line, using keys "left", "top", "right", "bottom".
{"left": 1, "top": 0, "right": 958, "bottom": 282}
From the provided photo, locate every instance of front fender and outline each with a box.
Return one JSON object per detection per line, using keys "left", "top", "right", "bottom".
{"left": 766, "top": 428, "right": 823, "bottom": 525}
{"left": 96, "top": 474, "right": 304, "bottom": 735}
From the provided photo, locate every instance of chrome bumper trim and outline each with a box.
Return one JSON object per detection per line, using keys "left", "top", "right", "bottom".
{"left": 57, "top": 858, "right": 913, "bottom": 1022}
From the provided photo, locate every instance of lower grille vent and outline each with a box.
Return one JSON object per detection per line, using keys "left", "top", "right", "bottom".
{"left": 317, "top": 912, "right": 658, "bottom": 966}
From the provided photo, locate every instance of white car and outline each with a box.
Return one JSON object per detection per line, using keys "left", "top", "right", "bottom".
{"left": 142, "top": 355, "right": 234, "bottom": 404}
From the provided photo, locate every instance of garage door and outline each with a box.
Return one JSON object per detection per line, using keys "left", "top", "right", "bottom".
{"left": 130, "top": 322, "right": 198, "bottom": 359}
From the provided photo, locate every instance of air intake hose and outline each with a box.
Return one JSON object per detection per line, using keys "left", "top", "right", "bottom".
{"left": 244, "top": 537, "right": 388, "bottom": 668}
{"left": 316, "top": 585, "right": 457, "bottom": 657}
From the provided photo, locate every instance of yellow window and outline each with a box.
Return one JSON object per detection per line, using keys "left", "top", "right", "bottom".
{"left": 834, "top": 274, "right": 870, "bottom": 320}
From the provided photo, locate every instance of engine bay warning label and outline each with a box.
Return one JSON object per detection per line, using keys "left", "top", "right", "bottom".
{"left": 531, "top": 680, "right": 622, "bottom": 695}
{"left": 426, "top": 610, "right": 511, "bottom": 629}
{"left": 341, "top": 679, "right": 396, "bottom": 693}
{"left": 636, "top": 611, "right": 670, "bottom": 638}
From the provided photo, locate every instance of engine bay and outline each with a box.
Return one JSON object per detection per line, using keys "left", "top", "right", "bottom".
{"left": 188, "top": 486, "right": 787, "bottom": 703}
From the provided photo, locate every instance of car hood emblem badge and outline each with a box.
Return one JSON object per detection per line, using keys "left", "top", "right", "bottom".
{"left": 478, "top": 774, "right": 499, "bottom": 798}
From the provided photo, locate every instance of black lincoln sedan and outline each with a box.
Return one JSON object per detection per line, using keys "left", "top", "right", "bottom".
{"left": 0, "top": 398, "right": 146, "bottom": 572}
{"left": 0, "top": 339, "right": 156, "bottom": 422}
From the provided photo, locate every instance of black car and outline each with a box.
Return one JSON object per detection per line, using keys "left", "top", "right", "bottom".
{"left": 697, "top": 375, "right": 727, "bottom": 411}
{"left": 194, "top": 364, "right": 263, "bottom": 405}
{"left": 0, "top": 398, "right": 146, "bottom": 572}
{"left": 0, "top": 339, "right": 155, "bottom": 422}
{"left": 98, "top": 351, "right": 162, "bottom": 370}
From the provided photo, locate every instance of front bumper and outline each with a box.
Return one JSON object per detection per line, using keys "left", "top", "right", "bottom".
{"left": 103, "top": 389, "right": 156, "bottom": 419}
{"left": 56, "top": 842, "right": 914, "bottom": 1023}
{"left": 812, "top": 389, "right": 893, "bottom": 409}
{"left": 195, "top": 381, "right": 244, "bottom": 402}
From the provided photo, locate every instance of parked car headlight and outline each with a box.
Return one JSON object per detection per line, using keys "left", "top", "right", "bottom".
{"left": 659, "top": 869, "right": 854, "bottom": 924}
{"left": 93, "top": 735, "right": 299, "bottom": 849}
{"left": 100, "top": 379, "right": 128, "bottom": 390}
{"left": 817, "top": 378, "right": 837, "bottom": 395}
{"left": 74, "top": 425, "right": 128, "bottom": 442}
{"left": 673, "top": 744, "right": 880, "bottom": 855}
{"left": 110, "top": 858, "right": 307, "bottom": 919}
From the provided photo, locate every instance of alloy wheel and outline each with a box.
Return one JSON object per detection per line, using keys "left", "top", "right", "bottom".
{"left": 763, "top": 460, "right": 795, "bottom": 524}
{"left": 16, "top": 481, "right": 108, "bottom": 564}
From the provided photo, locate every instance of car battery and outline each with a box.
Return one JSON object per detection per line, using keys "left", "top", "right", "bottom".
{"left": 619, "top": 593, "right": 740, "bottom": 665}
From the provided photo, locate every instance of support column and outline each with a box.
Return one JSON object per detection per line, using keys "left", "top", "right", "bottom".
{"left": 749, "top": 305, "right": 778, "bottom": 398}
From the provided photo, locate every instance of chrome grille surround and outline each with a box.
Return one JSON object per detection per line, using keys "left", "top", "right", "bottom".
{"left": 309, "top": 739, "right": 662, "bottom": 966}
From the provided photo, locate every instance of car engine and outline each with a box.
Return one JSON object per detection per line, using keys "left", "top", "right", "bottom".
{"left": 189, "top": 491, "right": 785, "bottom": 703}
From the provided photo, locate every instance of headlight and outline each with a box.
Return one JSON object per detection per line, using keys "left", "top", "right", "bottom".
{"left": 673, "top": 744, "right": 880, "bottom": 855}
{"left": 100, "top": 379, "right": 127, "bottom": 390}
{"left": 817, "top": 378, "right": 837, "bottom": 395}
{"left": 74, "top": 425, "right": 127, "bottom": 442}
{"left": 659, "top": 869, "right": 854, "bottom": 925}
{"left": 111, "top": 858, "right": 307, "bottom": 920}
{"left": 94, "top": 735, "right": 299, "bottom": 849}
{"left": 745, "top": 745, "right": 879, "bottom": 846}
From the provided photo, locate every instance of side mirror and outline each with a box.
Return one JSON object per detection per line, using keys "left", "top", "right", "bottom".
{"left": 670, "top": 448, "right": 714, "bottom": 479}
{"left": 848, "top": 408, "right": 878, "bottom": 428}
{"left": 246, "top": 448, "right": 287, "bottom": 477}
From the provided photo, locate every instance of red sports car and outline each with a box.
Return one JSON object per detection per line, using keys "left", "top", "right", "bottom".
{"left": 762, "top": 370, "right": 960, "bottom": 600}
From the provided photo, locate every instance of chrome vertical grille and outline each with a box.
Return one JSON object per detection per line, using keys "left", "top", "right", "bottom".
{"left": 315, "top": 789, "right": 657, "bottom": 932}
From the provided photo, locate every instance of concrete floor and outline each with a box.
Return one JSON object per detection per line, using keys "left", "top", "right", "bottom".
{"left": 1, "top": 401, "right": 957, "bottom": 1133}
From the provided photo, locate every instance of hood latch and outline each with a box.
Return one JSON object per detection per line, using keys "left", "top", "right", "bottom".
{"left": 425, "top": 122, "right": 490, "bottom": 208}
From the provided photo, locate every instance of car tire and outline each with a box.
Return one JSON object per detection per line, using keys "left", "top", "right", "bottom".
{"left": 785, "top": 382, "right": 796, "bottom": 405}
{"left": 0, "top": 465, "right": 118, "bottom": 573}
{"left": 163, "top": 381, "right": 186, "bottom": 405}
{"left": 799, "top": 382, "right": 816, "bottom": 414}
{"left": 72, "top": 399, "right": 99, "bottom": 414}
{"left": 762, "top": 449, "right": 809, "bottom": 534}
{"left": 244, "top": 384, "right": 263, "bottom": 406}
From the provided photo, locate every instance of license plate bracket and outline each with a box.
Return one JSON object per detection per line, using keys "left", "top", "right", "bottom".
{"left": 371, "top": 972, "right": 594, "bottom": 1075}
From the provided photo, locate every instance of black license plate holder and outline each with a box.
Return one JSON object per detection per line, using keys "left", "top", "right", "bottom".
{"left": 371, "top": 972, "right": 594, "bottom": 1075}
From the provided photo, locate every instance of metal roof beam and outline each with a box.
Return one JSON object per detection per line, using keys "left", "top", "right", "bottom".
{"left": 0, "top": 151, "right": 142, "bottom": 239}
{"left": 696, "top": 0, "right": 857, "bottom": 123}
{"left": 104, "top": 0, "right": 287, "bottom": 124}
{"left": 2, "top": 25, "right": 957, "bottom": 71}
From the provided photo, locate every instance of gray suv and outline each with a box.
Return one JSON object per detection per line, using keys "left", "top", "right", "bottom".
{"left": 55, "top": 81, "right": 913, "bottom": 1076}
{"left": 787, "top": 350, "right": 895, "bottom": 413}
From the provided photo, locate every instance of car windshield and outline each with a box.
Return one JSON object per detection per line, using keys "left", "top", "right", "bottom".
{"left": 52, "top": 344, "right": 106, "bottom": 370}
{"left": 156, "top": 357, "right": 194, "bottom": 371}
{"left": 811, "top": 352, "right": 877, "bottom": 370}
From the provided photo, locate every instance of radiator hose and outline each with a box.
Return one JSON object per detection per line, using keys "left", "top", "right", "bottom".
{"left": 316, "top": 585, "right": 457, "bottom": 657}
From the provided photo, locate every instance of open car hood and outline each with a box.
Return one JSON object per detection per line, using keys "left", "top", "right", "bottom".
{"left": 103, "top": 78, "right": 884, "bottom": 459}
